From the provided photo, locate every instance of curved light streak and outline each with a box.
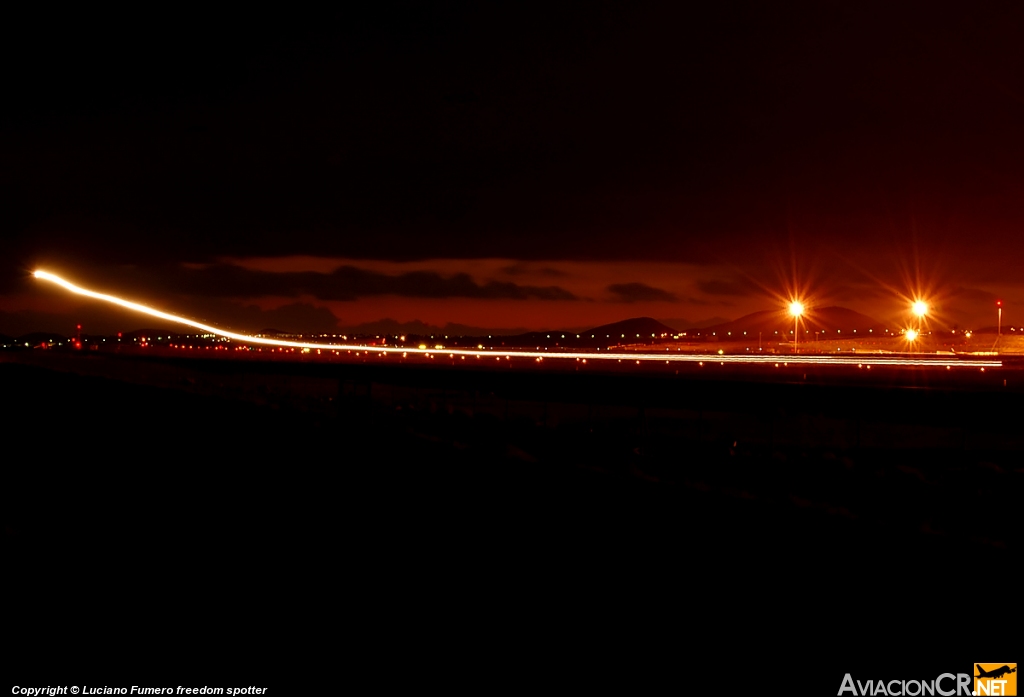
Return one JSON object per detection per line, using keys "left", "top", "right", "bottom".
{"left": 34, "top": 269, "right": 1002, "bottom": 369}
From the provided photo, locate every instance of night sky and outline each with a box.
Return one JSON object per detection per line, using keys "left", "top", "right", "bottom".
{"left": 4, "top": 3, "right": 1024, "bottom": 336}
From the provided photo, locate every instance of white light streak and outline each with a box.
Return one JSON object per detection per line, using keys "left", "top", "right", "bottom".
{"left": 33, "top": 269, "right": 1002, "bottom": 369}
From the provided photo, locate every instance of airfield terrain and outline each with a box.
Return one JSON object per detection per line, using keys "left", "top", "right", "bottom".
{"left": 4, "top": 346, "right": 1020, "bottom": 669}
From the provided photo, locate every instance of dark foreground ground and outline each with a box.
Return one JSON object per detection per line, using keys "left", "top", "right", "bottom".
{"left": 4, "top": 353, "right": 1019, "bottom": 688}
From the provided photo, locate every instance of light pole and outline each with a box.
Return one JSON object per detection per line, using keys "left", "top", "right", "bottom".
{"left": 997, "top": 299, "right": 1002, "bottom": 335}
{"left": 789, "top": 301, "right": 804, "bottom": 354}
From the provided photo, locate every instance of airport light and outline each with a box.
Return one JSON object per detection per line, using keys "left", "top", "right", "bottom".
{"left": 31, "top": 269, "right": 1004, "bottom": 369}
{"left": 789, "top": 301, "right": 804, "bottom": 354}
{"left": 910, "top": 300, "right": 928, "bottom": 341}
{"left": 996, "top": 299, "right": 1002, "bottom": 335}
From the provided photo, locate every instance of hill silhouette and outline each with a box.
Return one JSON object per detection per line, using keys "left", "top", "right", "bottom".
{"left": 658, "top": 316, "right": 732, "bottom": 331}
{"left": 16, "top": 332, "right": 69, "bottom": 346}
{"left": 490, "top": 317, "right": 677, "bottom": 348}
{"left": 583, "top": 317, "right": 678, "bottom": 339}
{"left": 343, "top": 318, "right": 532, "bottom": 337}
{"left": 699, "top": 306, "right": 886, "bottom": 336}
{"left": 121, "top": 328, "right": 183, "bottom": 339}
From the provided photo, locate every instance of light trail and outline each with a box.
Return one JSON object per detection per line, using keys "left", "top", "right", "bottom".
{"left": 34, "top": 269, "right": 1002, "bottom": 369}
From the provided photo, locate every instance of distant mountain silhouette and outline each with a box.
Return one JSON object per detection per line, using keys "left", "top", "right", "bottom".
{"left": 658, "top": 316, "right": 733, "bottom": 331}
{"left": 582, "top": 317, "right": 678, "bottom": 339}
{"left": 489, "top": 318, "right": 677, "bottom": 348}
{"left": 16, "top": 332, "right": 68, "bottom": 346}
{"left": 121, "top": 328, "right": 182, "bottom": 339}
{"left": 342, "top": 318, "right": 532, "bottom": 337}
{"left": 699, "top": 306, "right": 886, "bottom": 335}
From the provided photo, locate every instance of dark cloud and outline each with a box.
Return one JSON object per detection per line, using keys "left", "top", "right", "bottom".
{"left": 697, "top": 279, "right": 758, "bottom": 297}
{"left": 500, "top": 264, "right": 568, "bottom": 278}
{"left": 607, "top": 283, "right": 677, "bottom": 303}
{"left": 324, "top": 268, "right": 577, "bottom": 301}
{"left": 99, "top": 264, "right": 579, "bottom": 302}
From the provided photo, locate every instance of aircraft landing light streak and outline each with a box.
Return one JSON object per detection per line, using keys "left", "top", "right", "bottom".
{"left": 33, "top": 269, "right": 1002, "bottom": 369}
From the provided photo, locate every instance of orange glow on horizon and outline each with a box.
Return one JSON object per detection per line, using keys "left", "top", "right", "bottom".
{"left": 31, "top": 269, "right": 1001, "bottom": 369}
